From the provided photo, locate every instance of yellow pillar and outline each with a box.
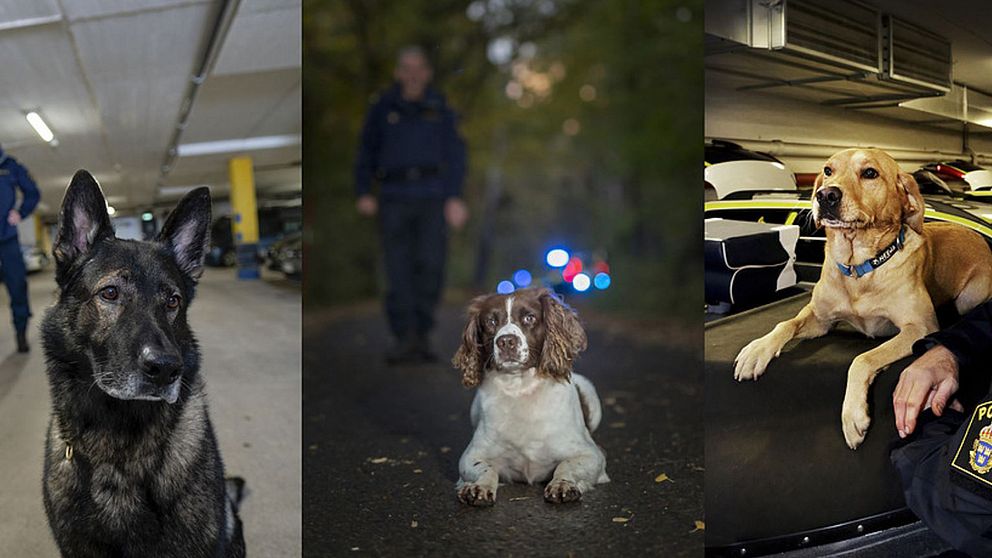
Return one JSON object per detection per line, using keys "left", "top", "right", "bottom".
{"left": 34, "top": 214, "right": 49, "bottom": 253}
{"left": 228, "top": 156, "right": 260, "bottom": 279}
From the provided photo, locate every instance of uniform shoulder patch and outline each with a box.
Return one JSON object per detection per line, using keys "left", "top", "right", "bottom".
{"left": 952, "top": 401, "right": 992, "bottom": 489}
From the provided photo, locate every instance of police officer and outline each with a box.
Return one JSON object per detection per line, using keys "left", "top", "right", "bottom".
{"left": 890, "top": 301, "right": 992, "bottom": 555}
{"left": 355, "top": 46, "right": 468, "bottom": 364}
{"left": 0, "top": 146, "right": 39, "bottom": 353}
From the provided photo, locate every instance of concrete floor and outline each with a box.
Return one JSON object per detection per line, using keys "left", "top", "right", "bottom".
{"left": 303, "top": 301, "right": 704, "bottom": 557}
{"left": 0, "top": 267, "right": 301, "bottom": 557}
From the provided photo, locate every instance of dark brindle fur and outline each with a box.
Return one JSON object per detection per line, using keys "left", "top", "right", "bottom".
{"left": 41, "top": 170, "right": 245, "bottom": 557}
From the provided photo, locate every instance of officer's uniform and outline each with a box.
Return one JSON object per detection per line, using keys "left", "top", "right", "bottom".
{"left": 355, "top": 84, "right": 466, "bottom": 341}
{"left": 891, "top": 300, "right": 992, "bottom": 555}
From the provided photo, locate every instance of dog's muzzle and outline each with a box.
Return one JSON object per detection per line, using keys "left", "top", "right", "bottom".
{"left": 493, "top": 323, "right": 528, "bottom": 367}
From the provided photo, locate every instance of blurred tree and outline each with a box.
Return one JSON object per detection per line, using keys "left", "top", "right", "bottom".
{"left": 305, "top": 0, "right": 702, "bottom": 322}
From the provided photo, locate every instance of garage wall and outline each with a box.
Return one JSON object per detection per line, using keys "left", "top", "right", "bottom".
{"left": 706, "top": 83, "right": 992, "bottom": 173}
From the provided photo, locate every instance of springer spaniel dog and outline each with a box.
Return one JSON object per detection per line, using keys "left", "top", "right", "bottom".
{"left": 452, "top": 287, "right": 609, "bottom": 506}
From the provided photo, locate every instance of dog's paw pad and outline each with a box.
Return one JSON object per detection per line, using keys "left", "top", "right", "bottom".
{"left": 457, "top": 483, "right": 496, "bottom": 507}
{"left": 544, "top": 479, "right": 582, "bottom": 504}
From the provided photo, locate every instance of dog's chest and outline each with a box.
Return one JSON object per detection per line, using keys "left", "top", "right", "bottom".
{"left": 477, "top": 377, "right": 584, "bottom": 480}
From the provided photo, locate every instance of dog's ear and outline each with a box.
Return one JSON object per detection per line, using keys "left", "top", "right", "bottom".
{"left": 898, "top": 172, "right": 925, "bottom": 234}
{"left": 453, "top": 296, "right": 487, "bottom": 388}
{"left": 53, "top": 170, "right": 115, "bottom": 282}
{"left": 539, "top": 290, "right": 587, "bottom": 382}
{"left": 156, "top": 187, "right": 212, "bottom": 280}
{"left": 453, "top": 295, "right": 489, "bottom": 388}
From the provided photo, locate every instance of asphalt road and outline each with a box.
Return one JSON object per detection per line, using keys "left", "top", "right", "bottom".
{"left": 0, "top": 268, "right": 301, "bottom": 557}
{"left": 303, "top": 300, "right": 704, "bottom": 557}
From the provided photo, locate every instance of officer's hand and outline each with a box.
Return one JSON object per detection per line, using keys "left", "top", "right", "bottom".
{"left": 444, "top": 198, "right": 469, "bottom": 230}
{"left": 893, "top": 344, "right": 962, "bottom": 438}
{"left": 356, "top": 195, "right": 378, "bottom": 217}
{"left": 7, "top": 210, "right": 20, "bottom": 226}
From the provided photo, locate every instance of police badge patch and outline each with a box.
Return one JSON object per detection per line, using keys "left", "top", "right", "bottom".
{"left": 953, "top": 401, "right": 992, "bottom": 489}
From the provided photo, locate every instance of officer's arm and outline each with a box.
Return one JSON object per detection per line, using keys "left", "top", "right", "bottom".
{"left": 354, "top": 101, "right": 382, "bottom": 198}
{"left": 914, "top": 300, "right": 992, "bottom": 393}
{"left": 14, "top": 162, "right": 40, "bottom": 218}
{"left": 442, "top": 108, "right": 467, "bottom": 199}
{"left": 917, "top": 300, "right": 992, "bottom": 367}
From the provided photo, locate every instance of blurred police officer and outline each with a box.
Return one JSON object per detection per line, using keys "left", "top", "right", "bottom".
{"left": 0, "top": 145, "right": 39, "bottom": 353}
{"left": 890, "top": 302, "right": 992, "bottom": 555}
{"left": 355, "top": 46, "right": 468, "bottom": 364}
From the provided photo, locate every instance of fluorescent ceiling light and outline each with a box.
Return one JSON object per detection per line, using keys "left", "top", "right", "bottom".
{"left": 158, "top": 185, "right": 215, "bottom": 197}
{"left": 176, "top": 134, "right": 300, "bottom": 157}
{"left": 25, "top": 111, "right": 55, "bottom": 143}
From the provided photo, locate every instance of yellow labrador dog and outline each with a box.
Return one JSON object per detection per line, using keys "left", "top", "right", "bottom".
{"left": 734, "top": 148, "right": 992, "bottom": 449}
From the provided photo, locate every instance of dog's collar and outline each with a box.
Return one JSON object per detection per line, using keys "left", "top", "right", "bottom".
{"left": 836, "top": 225, "right": 906, "bottom": 279}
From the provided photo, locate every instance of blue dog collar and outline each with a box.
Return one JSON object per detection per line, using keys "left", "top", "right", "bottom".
{"left": 836, "top": 225, "right": 906, "bottom": 279}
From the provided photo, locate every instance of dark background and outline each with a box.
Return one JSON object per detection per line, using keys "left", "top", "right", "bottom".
{"left": 303, "top": 0, "right": 702, "bottom": 322}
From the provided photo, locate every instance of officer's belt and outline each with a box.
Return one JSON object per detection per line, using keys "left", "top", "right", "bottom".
{"left": 376, "top": 165, "right": 440, "bottom": 183}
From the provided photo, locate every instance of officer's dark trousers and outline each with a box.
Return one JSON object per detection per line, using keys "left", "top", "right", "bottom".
{"left": 891, "top": 409, "right": 992, "bottom": 556}
{"left": 0, "top": 236, "right": 29, "bottom": 333}
{"left": 379, "top": 199, "right": 446, "bottom": 339}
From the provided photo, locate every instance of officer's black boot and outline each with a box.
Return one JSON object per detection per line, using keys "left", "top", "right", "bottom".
{"left": 16, "top": 330, "right": 28, "bottom": 353}
{"left": 414, "top": 332, "right": 438, "bottom": 363}
{"left": 385, "top": 335, "right": 419, "bottom": 365}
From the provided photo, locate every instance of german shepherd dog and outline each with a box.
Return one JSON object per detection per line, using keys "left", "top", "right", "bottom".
{"left": 41, "top": 171, "right": 246, "bottom": 557}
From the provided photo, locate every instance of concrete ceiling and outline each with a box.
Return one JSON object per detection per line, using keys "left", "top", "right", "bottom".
{"left": 706, "top": 0, "right": 992, "bottom": 133}
{"left": 0, "top": 0, "right": 300, "bottom": 216}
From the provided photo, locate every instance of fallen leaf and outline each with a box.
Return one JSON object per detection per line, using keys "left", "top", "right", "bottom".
{"left": 691, "top": 520, "right": 705, "bottom": 533}
{"left": 655, "top": 473, "right": 673, "bottom": 483}
{"left": 308, "top": 444, "right": 318, "bottom": 451}
{"left": 369, "top": 457, "right": 388, "bottom": 464}
{"left": 612, "top": 517, "right": 630, "bottom": 524}
{"left": 412, "top": 469, "right": 423, "bottom": 474}
{"left": 509, "top": 496, "right": 531, "bottom": 502}
{"left": 440, "top": 446, "right": 451, "bottom": 454}
{"left": 410, "top": 520, "right": 418, "bottom": 528}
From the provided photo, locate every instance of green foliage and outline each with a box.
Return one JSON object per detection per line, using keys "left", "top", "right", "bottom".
{"left": 305, "top": 0, "right": 702, "bottom": 322}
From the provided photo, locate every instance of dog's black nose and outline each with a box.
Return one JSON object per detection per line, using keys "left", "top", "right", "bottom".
{"left": 139, "top": 347, "right": 182, "bottom": 386}
{"left": 496, "top": 335, "right": 518, "bottom": 352}
{"left": 816, "top": 186, "right": 842, "bottom": 208}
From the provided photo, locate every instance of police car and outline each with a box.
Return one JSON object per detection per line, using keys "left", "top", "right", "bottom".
{"left": 704, "top": 142, "right": 985, "bottom": 556}
{"left": 492, "top": 248, "right": 612, "bottom": 296}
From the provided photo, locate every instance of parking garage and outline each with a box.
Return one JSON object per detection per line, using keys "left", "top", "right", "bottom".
{"left": 0, "top": 1, "right": 301, "bottom": 556}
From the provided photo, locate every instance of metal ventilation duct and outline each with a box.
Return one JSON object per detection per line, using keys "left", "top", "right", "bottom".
{"left": 706, "top": 0, "right": 952, "bottom": 108}
{"left": 882, "top": 15, "right": 952, "bottom": 93}
{"left": 770, "top": 0, "right": 880, "bottom": 73}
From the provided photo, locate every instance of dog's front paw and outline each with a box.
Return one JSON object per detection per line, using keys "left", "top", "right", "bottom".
{"left": 544, "top": 479, "right": 582, "bottom": 504}
{"left": 734, "top": 337, "right": 778, "bottom": 381}
{"left": 841, "top": 401, "right": 871, "bottom": 449}
{"left": 457, "top": 482, "right": 496, "bottom": 507}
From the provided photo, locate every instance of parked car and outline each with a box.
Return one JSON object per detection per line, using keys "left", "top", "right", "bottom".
{"left": 267, "top": 232, "right": 302, "bottom": 278}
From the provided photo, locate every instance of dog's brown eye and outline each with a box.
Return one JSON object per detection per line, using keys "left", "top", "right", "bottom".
{"left": 823, "top": 167, "right": 832, "bottom": 177}
{"left": 861, "top": 168, "right": 879, "bottom": 179}
{"left": 167, "top": 294, "right": 181, "bottom": 310}
{"left": 486, "top": 316, "right": 497, "bottom": 328}
{"left": 99, "top": 286, "right": 119, "bottom": 301}
{"left": 523, "top": 314, "right": 536, "bottom": 325}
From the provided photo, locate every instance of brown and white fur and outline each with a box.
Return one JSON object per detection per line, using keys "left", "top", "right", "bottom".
{"left": 452, "top": 287, "right": 609, "bottom": 506}
{"left": 734, "top": 148, "right": 992, "bottom": 449}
